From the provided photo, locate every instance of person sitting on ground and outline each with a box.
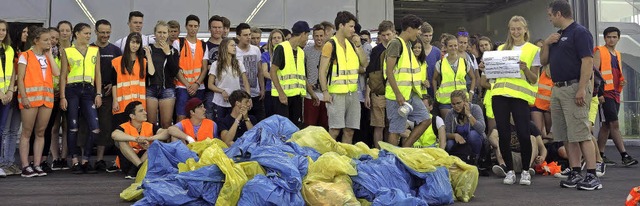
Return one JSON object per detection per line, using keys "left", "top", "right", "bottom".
{"left": 489, "top": 120, "right": 548, "bottom": 177}
{"left": 218, "top": 90, "right": 256, "bottom": 146}
{"left": 168, "top": 97, "right": 217, "bottom": 144}
{"left": 444, "top": 89, "right": 485, "bottom": 158}
{"left": 412, "top": 96, "right": 446, "bottom": 149}
{"left": 111, "top": 101, "right": 170, "bottom": 179}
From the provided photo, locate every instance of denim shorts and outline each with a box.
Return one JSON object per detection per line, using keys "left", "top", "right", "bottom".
{"left": 146, "top": 85, "right": 176, "bottom": 100}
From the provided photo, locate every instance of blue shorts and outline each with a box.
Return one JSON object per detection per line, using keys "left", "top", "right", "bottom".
{"left": 175, "top": 88, "right": 205, "bottom": 116}
{"left": 386, "top": 93, "right": 431, "bottom": 134}
{"left": 146, "top": 85, "right": 176, "bottom": 100}
{"left": 530, "top": 106, "right": 548, "bottom": 113}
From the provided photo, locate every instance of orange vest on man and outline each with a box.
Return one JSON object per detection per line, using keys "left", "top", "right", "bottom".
{"left": 112, "top": 57, "right": 147, "bottom": 114}
{"left": 175, "top": 38, "right": 205, "bottom": 87}
{"left": 534, "top": 70, "right": 553, "bottom": 111}
{"left": 18, "top": 50, "right": 54, "bottom": 109}
{"left": 120, "top": 121, "right": 154, "bottom": 153}
{"left": 594, "top": 45, "right": 624, "bottom": 92}
{"left": 180, "top": 119, "right": 215, "bottom": 142}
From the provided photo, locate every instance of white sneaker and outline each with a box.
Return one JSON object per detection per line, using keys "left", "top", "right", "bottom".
{"left": 596, "top": 162, "right": 606, "bottom": 177}
{"left": 519, "top": 171, "right": 531, "bottom": 185}
{"left": 0, "top": 168, "right": 6, "bottom": 178}
{"left": 554, "top": 168, "right": 571, "bottom": 178}
{"left": 503, "top": 170, "right": 516, "bottom": 185}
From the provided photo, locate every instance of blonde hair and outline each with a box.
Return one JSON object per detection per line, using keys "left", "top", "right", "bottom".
{"left": 503, "top": 15, "right": 530, "bottom": 50}
{"left": 154, "top": 21, "right": 168, "bottom": 33}
{"left": 451, "top": 89, "right": 468, "bottom": 102}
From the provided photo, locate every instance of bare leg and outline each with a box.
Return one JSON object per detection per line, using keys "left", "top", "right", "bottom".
{"left": 32, "top": 107, "right": 53, "bottom": 166}
{"left": 159, "top": 98, "right": 176, "bottom": 129}
{"left": 342, "top": 128, "right": 354, "bottom": 144}
{"left": 117, "top": 142, "right": 143, "bottom": 167}
{"left": 146, "top": 98, "right": 159, "bottom": 126}
{"left": 329, "top": 128, "right": 341, "bottom": 140}
{"left": 49, "top": 113, "right": 61, "bottom": 160}
{"left": 19, "top": 108, "right": 38, "bottom": 168}
{"left": 387, "top": 133, "right": 400, "bottom": 146}
{"left": 402, "top": 119, "right": 431, "bottom": 147}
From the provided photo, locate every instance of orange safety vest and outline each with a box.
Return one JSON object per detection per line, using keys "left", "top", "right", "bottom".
{"left": 18, "top": 50, "right": 54, "bottom": 109}
{"left": 534, "top": 70, "right": 553, "bottom": 111}
{"left": 120, "top": 121, "right": 154, "bottom": 153}
{"left": 175, "top": 38, "right": 205, "bottom": 87}
{"left": 112, "top": 57, "right": 146, "bottom": 114}
{"left": 180, "top": 119, "right": 215, "bottom": 142}
{"left": 594, "top": 46, "right": 624, "bottom": 92}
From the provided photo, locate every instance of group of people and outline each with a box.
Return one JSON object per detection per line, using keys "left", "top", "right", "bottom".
{"left": 0, "top": 0, "right": 636, "bottom": 193}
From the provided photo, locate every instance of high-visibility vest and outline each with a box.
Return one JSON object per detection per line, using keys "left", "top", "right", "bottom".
{"left": 418, "top": 62, "right": 428, "bottom": 96}
{"left": 491, "top": 43, "right": 538, "bottom": 105}
{"left": 0, "top": 44, "right": 14, "bottom": 93}
{"left": 53, "top": 56, "right": 60, "bottom": 90}
{"left": 435, "top": 57, "right": 467, "bottom": 104}
{"left": 534, "top": 70, "right": 553, "bottom": 111}
{"left": 180, "top": 119, "right": 215, "bottom": 142}
{"left": 120, "top": 121, "right": 154, "bottom": 153}
{"left": 483, "top": 79, "right": 495, "bottom": 119}
{"left": 413, "top": 114, "right": 437, "bottom": 147}
{"left": 65, "top": 45, "right": 98, "bottom": 85}
{"left": 385, "top": 37, "right": 422, "bottom": 100}
{"left": 175, "top": 38, "right": 205, "bottom": 87}
{"left": 594, "top": 45, "right": 624, "bottom": 92}
{"left": 328, "top": 36, "right": 360, "bottom": 94}
{"left": 271, "top": 41, "right": 306, "bottom": 97}
{"left": 112, "top": 56, "right": 146, "bottom": 114}
{"left": 18, "top": 50, "right": 54, "bottom": 109}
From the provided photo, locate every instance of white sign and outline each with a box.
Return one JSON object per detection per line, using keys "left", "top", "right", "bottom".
{"left": 482, "top": 50, "right": 522, "bottom": 79}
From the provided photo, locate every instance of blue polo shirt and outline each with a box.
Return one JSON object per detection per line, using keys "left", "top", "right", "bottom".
{"left": 549, "top": 22, "right": 594, "bottom": 82}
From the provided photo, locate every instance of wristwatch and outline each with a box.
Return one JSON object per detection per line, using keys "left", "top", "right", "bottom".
{"left": 96, "top": 93, "right": 103, "bottom": 97}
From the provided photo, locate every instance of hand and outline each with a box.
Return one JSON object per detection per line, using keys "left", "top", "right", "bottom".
{"left": 598, "top": 96, "right": 605, "bottom": 104}
{"left": 396, "top": 95, "right": 406, "bottom": 106}
{"left": 21, "top": 97, "right": 30, "bottom": 109}
{"left": 188, "top": 83, "right": 198, "bottom": 96}
{"left": 311, "top": 95, "right": 320, "bottom": 107}
{"left": 278, "top": 93, "right": 288, "bottom": 105}
{"left": 112, "top": 102, "right": 120, "bottom": 112}
{"left": 158, "top": 41, "right": 171, "bottom": 54}
{"left": 4, "top": 91, "right": 13, "bottom": 104}
{"left": 144, "top": 46, "right": 152, "bottom": 58}
{"left": 95, "top": 95, "right": 102, "bottom": 108}
{"left": 103, "top": 84, "right": 112, "bottom": 96}
{"left": 322, "top": 91, "right": 332, "bottom": 104}
{"left": 248, "top": 98, "right": 253, "bottom": 110}
{"left": 454, "top": 134, "right": 466, "bottom": 144}
{"left": 464, "top": 103, "right": 471, "bottom": 116}
{"left": 259, "top": 89, "right": 265, "bottom": 101}
{"left": 59, "top": 98, "right": 67, "bottom": 110}
{"left": 222, "top": 91, "right": 229, "bottom": 102}
{"left": 350, "top": 35, "right": 362, "bottom": 46}
{"left": 364, "top": 95, "right": 371, "bottom": 109}
{"left": 621, "top": 79, "right": 627, "bottom": 87}
{"left": 545, "top": 33, "right": 561, "bottom": 45}
{"left": 575, "top": 89, "right": 586, "bottom": 107}
{"left": 518, "top": 61, "right": 528, "bottom": 71}
{"left": 0, "top": 92, "right": 5, "bottom": 105}
{"left": 478, "top": 61, "right": 485, "bottom": 72}
{"left": 534, "top": 156, "right": 544, "bottom": 165}
{"left": 422, "top": 80, "right": 430, "bottom": 88}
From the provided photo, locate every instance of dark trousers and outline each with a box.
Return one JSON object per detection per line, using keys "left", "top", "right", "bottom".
{"left": 65, "top": 84, "right": 100, "bottom": 161}
{"left": 274, "top": 96, "right": 303, "bottom": 128}
{"left": 249, "top": 96, "right": 265, "bottom": 122}
{"left": 492, "top": 95, "right": 532, "bottom": 171}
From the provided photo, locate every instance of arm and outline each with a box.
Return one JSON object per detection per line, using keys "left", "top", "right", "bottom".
{"left": 145, "top": 48, "right": 156, "bottom": 76}
{"left": 540, "top": 33, "right": 560, "bottom": 66}
{"left": 318, "top": 44, "right": 332, "bottom": 102}
{"left": 258, "top": 60, "right": 265, "bottom": 95}
{"left": 261, "top": 62, "right": 271, "bottom": 80}
{"left": 221, "top": 124, "right": 239, "bottom": 146}
{"left": 468, "top": 65, "right": 476, "bottom": 92}
{"left": 244, "top": 116, "right": 254, "bottom": 130}
{"left": 176, "top": 70, "right": 190, "bottom": 86}
{"left": 593, "top": 50, "right": 601, "bottom": 70}
{"left": 438, "top": 126, "right": 446, "bottom": 150}
{"left": 60, "top": 50, "right": 69, "bottom": 99}
{"left": 167, "top": 125, "right": 193, "bottom": 141}
{"left": 197, "top": 59, "right": 208, "bottom": 86}
{"left": 578, "top": 57, "right": 594, "bottom": 95}
{"left": 432, "top": 69, "right": 441, "bottom": 92}
{"left": 241, "top": 73, "right": 250, "bottom": 94}
{"left": 93, "top": 50, "right": 102, "bottom": 94}
{"left": 355, "top": 46, "right": 368, "bottom": 68}
{"left": 151, "top": 129, "right": 170, "bottom": 141}
{"left": 17, "top": 60, "right": 27, "bottom": 108}
{"left": 469, "top": 104, "right": 486, "bottom": 133}
{"left": 111, "top": 129, "right": 139, "bottom": 142}
{"left": 48, "top": 51, "right": 60, "bottom": 77}
{"left": 523, "top": 65, "right": 540, "bottom": 84}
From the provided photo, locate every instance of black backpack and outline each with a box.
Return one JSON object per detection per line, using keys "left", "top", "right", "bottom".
{"left": 321, "top": 38, "right": 356, "bottom": 85}
{"left": 367, "top": 38, "right": 403, "bottom": 95}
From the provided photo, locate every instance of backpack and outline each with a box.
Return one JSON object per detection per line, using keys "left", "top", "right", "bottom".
{"left": 367, "top": 38, "right": 403, "bottom": 95}
{"left": 178, "top": 37, "right": 207, "bottom": 57}
{"left": 321, "top": 39, "right": 356, "bottom": 86}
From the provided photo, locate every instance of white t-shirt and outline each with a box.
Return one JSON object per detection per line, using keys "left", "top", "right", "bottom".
{"left": 19, "top": 53, "right": 48, "bottom": 78}
{"left": 236, "top": 45, "right": 262, "bottom": 97}
{"left": 173, "top": 38, "right": 210, "bottom": 90}
{"left": 115, "top": 34, "right": 155, "bottom": 53}
{"left": 209, "top": 60, "right": 247, "bottom": 107}
{"left": 434, "top": 116, "right": 445, "bottom": 129}
{"left": 512, "top": 45, "right": 542, "bottom": 67}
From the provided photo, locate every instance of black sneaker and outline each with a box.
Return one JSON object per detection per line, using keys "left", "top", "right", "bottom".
{"left": 124, "top": 166, "right": 139, "bottom": 180}
{"left": 622, "top": 156, "right": 639, "bottom": 167}
{"left": 94, "top": 160, "right": 107, "bottom": 172}
{"left": 555, "top": 168, "right": 572, "bottom": 178}
{"left": 71, "top": 163, "right": 83, "bottom": 174}
{"left": 51, "top": 159, "right": 63, "bottom": 171}
{"left": 40, "top": 161, "right": 53, "bottom": 173}
{"left": 560, "top": 171, "right": 583, "bottom": 188}
{"left": 577, "top": 173, "right": 603, "bottom": 191}
{"left": 61, "top": 159, "right": 70, "bottom": 170}
{"left": 106, "top": 161, "right": 120, "bottom": 173}
{"left": 492, "top": 164, "right": 508, "bottom": 177}
{"left": 602, "top": 155, "right": 616, "bottom": 166}
{"left": 82, "top": 162, "right": 98, "bottom": 174}
{"left": 596, "top": 162, "right": 606, "bottom": 177}
{"left": 21, "top": 166, "right": 38, "bottom": 178}
{"left": 33, "top": 165, "right": 47, "bottom": 177}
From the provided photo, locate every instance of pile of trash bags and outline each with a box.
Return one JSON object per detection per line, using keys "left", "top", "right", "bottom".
{"left": 120, "top": 115, "right": 478, "bottom": 205}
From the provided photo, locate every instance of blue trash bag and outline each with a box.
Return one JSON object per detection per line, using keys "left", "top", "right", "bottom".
{"left": 372, "top": 187, "right": 428, "bottom": 206}
{"left": 238, "top": 174, "right": 305, "bottom": 206}
{"left": 146, "top": 141, "right": 199, "bottom": 179}
{"left": 352, "top": 152, "right": 412, "bottom": 202}
{"left": 176, "top": 165, "right": 226, "bottom": 205}
{"left": 419, "top": 167, "right": 454, "bottom": 205}
{"left": 226, "top": 115, "right": 300, "bottom": 158}
{"left": 286, "top": 142, "right": 321, "bottom": 161}
{"left": 135, "top": 165, "right": 226, "bottom": 206}
{"left": 135, "top": 175, "right": 191, "bottom": 206}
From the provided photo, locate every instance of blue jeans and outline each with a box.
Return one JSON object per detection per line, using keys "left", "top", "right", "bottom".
{"left": 0, "top": 102, "right": 12, "bottom": 166}
{"left": 65, "top": 84, "right": 99, "bottom": 161}
{"left": 175, "top": 88, "right": 205, "bottom": 117}
{"left": 1, "top": 100, "right": 20, "bottom": 166}
{"left": 446, "top": 130, "right": 483, "bottom": 156}
{"left": 204, "top": 90, "right": 215, "bottom": 120}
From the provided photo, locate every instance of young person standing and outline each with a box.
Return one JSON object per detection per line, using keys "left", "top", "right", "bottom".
{"left": 303, "top": 24, "right": 328, "bottom": 129}
{"left": 235, "top": 23, "right": 265, "bottom": 121}
{"left": 146, "top": 21, "right": 179, "bottom": 129}
{"left": 420, "top": 22, "right": 441, "bottom": 98}
{"left": 115, "top": 11, "right": 154, "bottom": 53}
{"left": 204, "top": 15, "right": 225, "bottom": 120}
{"left": 366, "top": 20, "right": 395, "bottom": 148}
{"left": 208, "top": 38, "right": 250, "bottom": 120}
{"left": 261, "top": 30, "right": 284, "bottom": 118}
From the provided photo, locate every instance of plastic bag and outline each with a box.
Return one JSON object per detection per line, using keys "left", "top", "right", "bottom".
{"left": 449, "top": 157, "right": 478, "bottom": 202}
{"left": 372, "top": 187, "right": 428, "bottom": 206}
{"left": 238, "top": 161, "right": 265, "bottom": 180}
{"left": 379, "top": 142, "right": 440, "bottom": 173}
{"left": 302, "top": 152, "right": 359, "bottom": 206}
{"left": 288, "top": 126, "right": 347, "bottom": 155}
{"left": 187, "top": 138, "right": 228, "bottom": 156}
{"left": 352, "top": 153, "right": 411, "bottom": 202}
{"left": 146, "top": 141, "right": 199, "bottom": 179}
{"left": 135, "top": 175, "right": 192, "bottom": 206}
{"left": 120, "top": 182, "right": 143, "bottom": 202}
{"left": 626, "top": 186, "right": 640, "bottom": 206}
{"left": 419, "top": 167, "right": 454, "bottom": 205}
{"left": 340, "top": 142, "right": 380, "bottom": 159}
{"left": 175, "top": 165, "right": 225, "bottom": 205}
{"left": 238, "top": 174, "right": 305, "bottom": 206}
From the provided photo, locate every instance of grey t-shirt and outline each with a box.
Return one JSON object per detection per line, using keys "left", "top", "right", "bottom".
{"left": 385, "top": 38, "right": 412, "bottom": 59}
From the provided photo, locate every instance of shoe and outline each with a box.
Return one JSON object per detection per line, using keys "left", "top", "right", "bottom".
{"left": 9, "top": 165, "right": 21, "bottom": 175}
{"left": 61, "top": 159, "right": 70, "bottom": 170}
{"left": 622, "top": 156, "right": 639, "bottom": 167}
{"left": 577, "top": 173, "right": 603, "bottom": 191}
{"left": 51, "top": 159, "right": 62, "bottom": 171}
{"left": 124, "top": 166, "right": 139, "bottom": 180}
{"left": 82, "top": 162, "right": 98, "bottom": 174}
{"left": 106, "top": 163, "right": 120, "bottom": 173}
{"left": 519, "top": 170, "right": 531, "bottom": 185}
{"left": 503, "top": 170, "right": 516, "bottom": 185}
{"left": 554, "top": 168, "right": 571, "bottom": 178}
{"left": 596, "top": 162, "right": 606, "bottom": 177}
{"left": 492, "top": 164, "right": 507, "bottom": 177}
{"left": 560, "top": 171, "right": 583, "bottom": 188}
{"left": 40, "top": 161, "right": 52, "bottom": 173}
{"left": 71, "top": 163, "right": 83, "bottom": 174}
{"left": 602, "top": 155, "right": 616, "bottom": 166}
{"left": 528, "top": 168, "right": 536, "bottom": 176}
{"left": 0, "top": 168, "right": 6, "bottom": 178}
{"left": 33, "top": 165, "right": 47, "bottom": 177}
{"left": 1, "top": 166, "right": 14, "bottom": 176}
{"left": 21, "top": 166, "right": 38, "bottom": 178}
{"left": 94, "top": 160, "right": 107, "bottom": 172}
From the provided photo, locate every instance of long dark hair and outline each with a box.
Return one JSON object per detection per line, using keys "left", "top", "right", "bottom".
{"left": 121, "top": 32, "right": 145, "bottom": 79}
{"left": 216, "top": 38, "right": 241, "bottom": 81}
{"left": 71, "top": 23, "right": 91, "bottom": 43}
{"left": 413, "top": 37, "right": 427, "bottom": 63}
{"left": 11, "top": 23, "right": 29, "bottom": 52}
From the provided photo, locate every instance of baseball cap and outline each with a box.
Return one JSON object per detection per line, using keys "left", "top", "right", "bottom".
{"left": 184, "top": 97, "right": 203, "bottom": 116}
{"left": 291, "top": 21, "right": 311, "bottom": 35}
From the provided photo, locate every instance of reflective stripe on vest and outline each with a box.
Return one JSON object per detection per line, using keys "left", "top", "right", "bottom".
{"left": 491, "top": 43, "right": 539, "bottom": 105}
{"left": 121, "top": 122, "right": 154, "bottom": 152}
{"left": 180, "top": 119, "right": 215, "bottom": 142}
{"left": 112, "top": 56, "right": 146, "bottom": 114}
{"left": 175, "top": 39, "right": 204, "bottom": 87}
{"left": 594, "top": 46, "right": 623, "bottom": 92}
{"left": 0, "top": 44, "right": 15, "bottom": 92}
{"left": 65, "top": 45, "right": 98, "bottom": 85}
{"left": 328, "top": 36, "right": 359, "bottom": 94}
{"left": 272, "top": 41, "right": 307, "bottom": 97}
{"left": 385, "top": 37, "right": 422, "bottom": 100}
{"left": 18, "top": 50, "right": 55, "bottom": 109}
{"left": 435, "top": 57, "right": 466, "bottom": 104}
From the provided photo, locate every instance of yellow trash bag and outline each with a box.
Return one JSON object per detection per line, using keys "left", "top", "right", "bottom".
{"left": 119, "top": 160, "right": 148, "bottom": 201}
{"left": 187, "top": 138, "right": 228, "bottom": 156}
{"left": 288, "top": 126, "right": 347, "bottom": 155}
{"left": 302, "top": 152, "right": 360, "bottom": 206}
{"left": 379, "top": 142, "right": 439, "bottom": 173}
{"left": 238, "top": 161, "right": 265, "bottom": 180}
{"left": 448, "top": 157, "right": 478, "bottom": 203}
{"left": 339, "top": 142, "right": 379, "bottom": 159}
{"left": 359, "top": 198, "right": 372, "bottom": 206}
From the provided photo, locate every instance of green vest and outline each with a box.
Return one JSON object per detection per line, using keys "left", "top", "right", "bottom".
{"left": 385, "top": 37, "right": 422, "bottom": 100}
{"left": 0, "top": 44, "right": 14, "bottom": 92}
{"left": 491, "top": 43, "right": 538, "bottom": 105}
{"left": 65, "top": 45, "right": 98, "bottom": 85}
{"left": 327, "top": 36, "right": 359, "bottom": 94}
{"left": 436, "top": 57, "right": 467, "bottom": 104}
{"left": 271, "top": 41, "right": 306, "bottom": 97}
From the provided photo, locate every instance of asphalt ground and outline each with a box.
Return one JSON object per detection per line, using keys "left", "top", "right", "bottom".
{"left": 0, "top": 145, "right": 638, "bottom": 206}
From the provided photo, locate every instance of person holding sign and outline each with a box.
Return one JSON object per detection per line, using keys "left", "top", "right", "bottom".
{"left": 432, "top": 34, "right": 475, "bottom": 118}
{"left": 488, "top": 16, "right": 540, "bottom": 186}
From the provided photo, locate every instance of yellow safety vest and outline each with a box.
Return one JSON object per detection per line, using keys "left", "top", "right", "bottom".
{"left": 417, "top": 62, "right": 428, "bottom": 96}
{"left": 413, "top": 114, "right": 438, "bottom": 147}
{"left": 491, "top": 43, "right": 538, "bottom": 105}
{"left": 53, "top": 56, "right": 60, "bottom": 90}
{"left": 65, "top": 45, "right": 98, "bottom": 85}
{"left": 271, "top": 41, "right": 306, "bottom": 97}
{"left": 328, "top": 36, "right": 359, "bottom": 94}
{"left": 435, "top": 57, "right": 467, "bottom": 104}
{"left": 385, "top": 37, "right": 422, "bottom": 100}
{"left": 0, "top": 44, "right": 15, "bottom": 92}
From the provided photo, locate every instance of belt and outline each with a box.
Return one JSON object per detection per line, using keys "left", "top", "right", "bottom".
{"left": 553, "top": 79, "right": 578, "bottom": 87}
{"left": 68, "top": 82, "right": 93, "bottom": 87}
